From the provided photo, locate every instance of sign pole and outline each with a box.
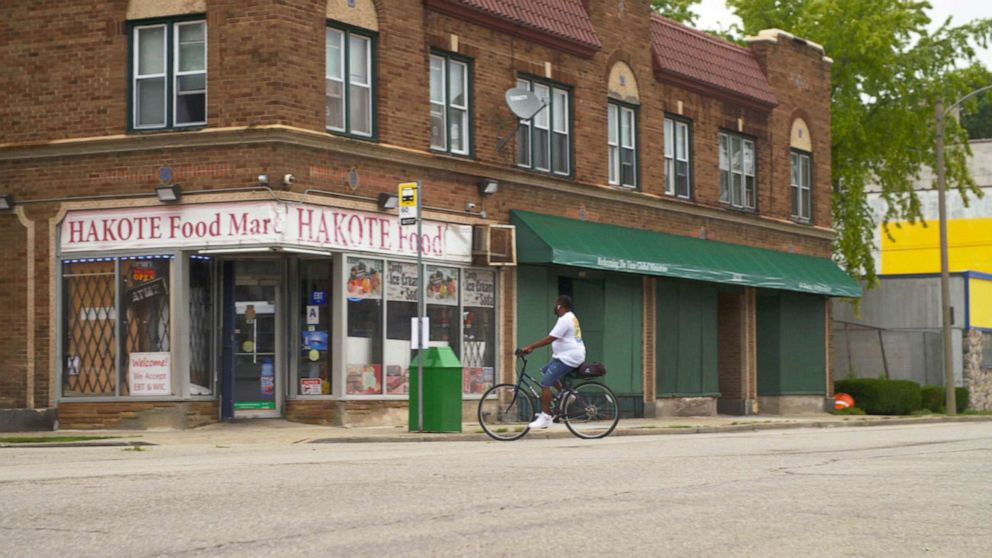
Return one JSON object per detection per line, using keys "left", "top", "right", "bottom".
{"left": 416, "top": 180, "right": 425, "bottom": 432}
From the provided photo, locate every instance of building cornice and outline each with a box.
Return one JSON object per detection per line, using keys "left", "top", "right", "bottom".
{"left": 0, "top": 125, "right": 835, "bottom": 241}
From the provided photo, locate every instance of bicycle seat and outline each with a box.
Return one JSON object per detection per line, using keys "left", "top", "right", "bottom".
{"left": 569, "top": 362, "right": 606, "bottom": 378}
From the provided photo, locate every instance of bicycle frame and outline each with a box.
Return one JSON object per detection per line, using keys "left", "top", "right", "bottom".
{"left": 511, "top": 355, "right": 572, "bottom": 416}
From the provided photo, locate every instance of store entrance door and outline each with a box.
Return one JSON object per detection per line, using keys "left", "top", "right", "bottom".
{"left": 224, "top": 260, "right": 283, "bottom": 419}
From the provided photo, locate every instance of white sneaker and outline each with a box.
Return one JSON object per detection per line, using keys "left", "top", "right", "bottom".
{"left": 528, "top": 412, "right": 553, "bottom": 429}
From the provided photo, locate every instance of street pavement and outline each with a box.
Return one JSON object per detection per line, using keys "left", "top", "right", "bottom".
{"left": 2, "top": 421, "right": 991, "bottom": 557}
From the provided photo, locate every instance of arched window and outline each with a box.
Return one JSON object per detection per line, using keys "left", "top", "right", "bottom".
{"left": 326, "top": 0, "right": 379, "bottom": 138}
{"left": 607, "top": 62, "right": 639, "bottom": 188}
{"left": 790, "top": 118, "right": 812, "bottom": 222}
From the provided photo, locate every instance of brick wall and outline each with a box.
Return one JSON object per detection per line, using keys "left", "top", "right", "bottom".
{"left": 717, "top": 292, "right": 743, "bottom": 400}
{"left": 58, "top": 401, "right": 219, "bottom": 429}
{"left": 0, "top": 216, "right": 28, "bottom": 408}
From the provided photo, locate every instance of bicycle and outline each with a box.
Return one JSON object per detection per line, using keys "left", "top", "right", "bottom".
{"left": 477, "top": 350, "right": 620, "bottom": 441}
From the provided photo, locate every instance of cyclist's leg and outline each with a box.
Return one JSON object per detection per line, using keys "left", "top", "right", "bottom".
{"left": 538, "top": 359, "right": 573, "bottom": 414}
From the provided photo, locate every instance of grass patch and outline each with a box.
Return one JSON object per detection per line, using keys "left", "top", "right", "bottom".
{"left": 831, "top": 407, "right": 866, "bottom": 416}
{"left": 666, "top": 424, "right": 692, "bottom": 429}
{"left": 0, "top": 436, "right": 119, "bottom": 444}
{"left": 962, "top": 409, "right": 992, "bottom": 416}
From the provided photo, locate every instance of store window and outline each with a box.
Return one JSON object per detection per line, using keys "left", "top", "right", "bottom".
{"left": 385, "top": 262, "right": 419, "bottom": 395}
{"left": 326, "top": 23, "right": 375, "bottom": 138}
{"left": 719, "top": 132, "right": 756, "bottom": 210}
{"left": 516, "top": 77, "right": 570, "bottom": 176}
{"left": 664, "top": 116, "right": 692, "bottom": 198}
{"left": 345, "top": 257, "right": 383, "bottom": 394}
{"left": 462, "top": 270, "right": 496, "bottom": 395}
{"left": 131, "top": 19, "right": 207, "bottom": 130}
{"left": 426, "top": 265, "right": 460, "bottom": 357}
{"left": 299, "top": 260, "right": 333, "bottom": 395}
{"left": 188, "top": 256, "right": 214, "bottom": 395}
{"left": 62, "top": 256, "right": 173, "bottom": 398}
{"left": 429, "top": 51, "right": 471, "bottom": 155}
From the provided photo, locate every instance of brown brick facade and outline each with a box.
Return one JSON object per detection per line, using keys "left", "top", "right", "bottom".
{"left": 0, "top": 1, "right": 837, "bottom": 425}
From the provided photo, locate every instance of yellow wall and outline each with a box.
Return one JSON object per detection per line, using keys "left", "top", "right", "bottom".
{"left": 970, "top": 277, "right": 992, "bottom": 329}
{"left": 880, "top": 218, "right": 992, "bottom": 275}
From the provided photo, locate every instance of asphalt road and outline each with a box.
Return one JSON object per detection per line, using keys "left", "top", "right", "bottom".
{"left": 1, "top": 423, "right": 991, "bottom": 558}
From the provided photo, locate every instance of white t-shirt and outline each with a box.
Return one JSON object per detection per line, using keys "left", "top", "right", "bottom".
{"left": 549, "top": 311, "right": 586, "bottom": 367}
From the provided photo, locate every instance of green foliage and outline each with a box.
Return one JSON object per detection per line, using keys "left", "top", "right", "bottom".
{"left": 650, "top": 0, "right": 700, "bottom": 25}
{"left": 727, "top": 0, "right": 992, "bottom": 285}
{"left": 830, "top": 406, "right": 866, "bottom": 415}
{"left": 920, "top": 384, "right": 970, "bottom": 412}
{"left": 962, "top": 93, "right": 992, "bottom": 139}
{"left": 834, "top": 378, "right": 923, "bottom": 415}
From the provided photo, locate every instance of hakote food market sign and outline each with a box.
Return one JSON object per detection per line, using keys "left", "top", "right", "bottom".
{"left": 60, "top": 201, "right": 473, "bottom": 262}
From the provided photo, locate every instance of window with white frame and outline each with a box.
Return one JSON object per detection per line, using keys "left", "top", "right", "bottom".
{"left": 608, "top": 102, "right": 637, "bottom": 188}
{"left": 131, "top": 19, "right": 207, "bottom": 129}
{"left": 791, "top": 150, "right": 812, "bottom": 222}
{"left": 516, "top": 77, "right": 570, "bottom": 176}
{"left": 326, "top": 24, "right": 374, "bottom": 138}
{"left": 719, "top": 132, "right": 756, "bottom": 210}
{"left": 664, "top": 117, "right": 692, "bottom": 198}
{"left": 429, "top": 52, "right": 471, "bottom": 155}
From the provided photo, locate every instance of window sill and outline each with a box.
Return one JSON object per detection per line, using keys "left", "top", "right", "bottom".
{"left": 430, "top": 148, "right": 474, "bottom": 161}
{"left": 128, "top": 124, "right": 208, "bottom": 135}
{"left": 327, "top": 129, "right": 377, "bottom": 142}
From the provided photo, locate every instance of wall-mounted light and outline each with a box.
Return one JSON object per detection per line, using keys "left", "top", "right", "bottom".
{"left": 378, "top": 192, "right": 398, "bottom": 210}
{"left": 257, "top": 174, "right": 269, "bottom": 186}
{"left": 155, "top": 184, "right": 181, "bottom": 202}
{"left": 0, "top": 194, "right": 14, "bottom": 210}
{"left": 479, "top": 179, "right": 499, "bottom": 196}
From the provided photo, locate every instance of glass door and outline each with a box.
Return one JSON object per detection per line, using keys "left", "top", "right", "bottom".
{"left": 230, "top": 261, "right": 282, "bottom": 418}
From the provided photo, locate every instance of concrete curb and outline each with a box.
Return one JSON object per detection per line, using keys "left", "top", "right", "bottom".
{"left": 305, "top": 415, "right": 992, "bottom": 444}
{"left": 0, "top": 441, "right": 156, "bottom": 449}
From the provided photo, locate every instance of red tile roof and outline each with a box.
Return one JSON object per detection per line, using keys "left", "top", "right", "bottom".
{"left": 650, "top": 15, "right": 777, "bottom": 107}
{"left": 429, "top": 0, "right": 602, "bottom": 57}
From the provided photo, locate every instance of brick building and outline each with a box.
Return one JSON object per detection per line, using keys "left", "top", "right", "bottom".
{"left": 0, "top": 0, "right": 858, "bottom": 430}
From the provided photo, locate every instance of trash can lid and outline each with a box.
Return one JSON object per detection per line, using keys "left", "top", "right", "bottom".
{"left": 410, "top": 346, "right": 462, "bottom": 368}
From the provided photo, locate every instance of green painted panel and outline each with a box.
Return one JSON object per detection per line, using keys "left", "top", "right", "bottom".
{"left": 656, "top": 280, "right": 718, "bottom": 396}
{"left": 603, "top": 274, "right": 643, "bottom": 395}
{"left": 573, "top": 279, "right": 605, "bottom": 365}
{"left": 778, "top": 293, "right": 826, "bottom": 393}
{"left": 756, "top": 294, "right": 781, "bottom": 395}
{"left": 516, "top": 265, "right": 554, "bottom": 367}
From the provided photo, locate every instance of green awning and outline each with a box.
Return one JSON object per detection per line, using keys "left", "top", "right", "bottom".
{"left": 511, "top": 210, "right": 861, "bottom": 297}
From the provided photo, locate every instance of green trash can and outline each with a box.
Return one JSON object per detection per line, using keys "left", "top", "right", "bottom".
{"left": 408, "top": 347, "right": 463, "bottom": 432}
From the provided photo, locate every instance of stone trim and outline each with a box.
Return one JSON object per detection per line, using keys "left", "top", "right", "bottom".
{"left": 14, "top": 207, "right": 35, "bottom": 409}
{"left": 0, "top": 125, "right": 836, "bottom": 242}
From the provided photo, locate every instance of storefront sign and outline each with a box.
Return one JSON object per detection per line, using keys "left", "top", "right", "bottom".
{"left": 128, "top": 352, "right": 171, "bottom": 396}
{"left": 425, "top": 265, "right": 458, "bottom": 305}
{"left": 60, "top": 201, "right": 472, "bottom": 263}
{"left": 386, "top": 262, "right": 419, "bottom": 302}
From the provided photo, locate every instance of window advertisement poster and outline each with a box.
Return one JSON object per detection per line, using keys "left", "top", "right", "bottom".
{"left": 347, "top": 364, "right": 382, "bottom": 395}
{"left": 386, "top": 262, "right": 419, "bottom": 302}
{"left": 425, "top": 265, "right": 458, "bottom": 305}
{"left": 463, "top": 367, "right": 494, "bottom": 395}
{"left": 128, "top": 352, "right": 172, "bottom": 396}
{"left": 346, "top": 258, "right": 382, "bottom": 299}
{"left": 386, "top": 364, "right": 409, "bottom": 395}
{"left": 300, "top": 378, "right": 322, "bottom": 395}
{"left": 463, "top": 270, "right": 495, "bottom": 307}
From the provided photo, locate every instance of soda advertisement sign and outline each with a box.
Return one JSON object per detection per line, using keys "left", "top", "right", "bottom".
{"left": 60, "top": 201, "right": 472, "bottom": 263}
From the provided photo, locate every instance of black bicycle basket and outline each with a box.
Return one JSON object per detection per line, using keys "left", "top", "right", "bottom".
{"left": 572, "top": 362, "right": 606, "bottom": 378}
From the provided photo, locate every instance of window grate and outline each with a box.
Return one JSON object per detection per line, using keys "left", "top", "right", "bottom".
{"left": 63, "top": 263, "right": 117, "bottom": 396}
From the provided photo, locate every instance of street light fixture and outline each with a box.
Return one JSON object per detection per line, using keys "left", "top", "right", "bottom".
{"left": 934, "top": 84, "right": 992, "bottom": 415}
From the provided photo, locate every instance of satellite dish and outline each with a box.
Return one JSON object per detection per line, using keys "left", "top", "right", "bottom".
{"left": 505, "top": 87, "right": 546, "bottom": 120}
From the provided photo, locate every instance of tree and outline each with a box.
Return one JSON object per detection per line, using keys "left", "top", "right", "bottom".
{"left": 650, "top": 0, "right": 700, "bottom": 25}
{"left": 727, "top": 0, "right": 992, "bottom": 285}
{"left": 962, "top": 93, "right": 992, "bottom": 139}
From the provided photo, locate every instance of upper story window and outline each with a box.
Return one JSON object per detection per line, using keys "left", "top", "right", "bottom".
{"left": 516, "top": 77, "right": 570, "bottom": 176}
{"left": 791, "top": 151, "right": 812, "bottom": 222}
{"left": 664, "top": 116, "right": 692, "bottom": 198}
{"left": 608, "top": 102, "right": 637, "bottom": 188}
{"left": 719, "top": 132, "right": 756, "bottom": 211}
{"left": 790, "top": 118, "right": 814, "bottom": 223}
{"left": 430, "top": 52, "right": 471, "bottom": 156}
{"left": 131, "top": 19, "right": 207, "bottom": 130}
{"left": 326, "top": 24, "right": 375, "bottom": 138}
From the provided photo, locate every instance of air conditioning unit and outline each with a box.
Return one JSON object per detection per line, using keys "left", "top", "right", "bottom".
{"left": 472, "top": 224, "right": 516, "bottom": 266}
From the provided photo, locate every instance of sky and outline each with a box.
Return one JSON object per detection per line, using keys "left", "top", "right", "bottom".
{"left": 693, "top": 0, "right": 992, "bottom": 70}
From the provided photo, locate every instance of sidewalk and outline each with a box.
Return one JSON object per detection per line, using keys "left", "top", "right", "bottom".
{"left": 3, "top": 413, "right": 991, "bottom": 448}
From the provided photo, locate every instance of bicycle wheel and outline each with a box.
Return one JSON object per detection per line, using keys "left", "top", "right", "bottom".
{"left": 478, "top": 384, "right": 535, "bottom": 441}
{"left": 562, "top": 382, "right": 620, "bottom": 439}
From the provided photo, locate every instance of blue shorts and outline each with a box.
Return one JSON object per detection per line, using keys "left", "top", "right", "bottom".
{"left": 539, "top": 359, "right": 576, "bottom": 387}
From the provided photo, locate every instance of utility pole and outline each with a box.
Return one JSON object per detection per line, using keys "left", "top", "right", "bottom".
{"left": 935, "top": 98, "right": 955, "bottom": 415}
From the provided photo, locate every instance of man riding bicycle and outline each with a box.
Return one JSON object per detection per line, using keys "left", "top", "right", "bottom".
{"left": 518, "top": 295, "right": 585, "bottom": 429}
